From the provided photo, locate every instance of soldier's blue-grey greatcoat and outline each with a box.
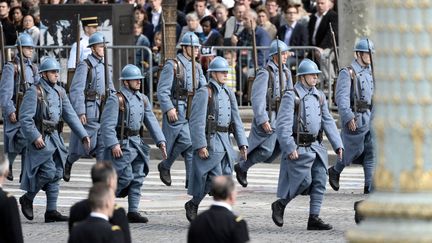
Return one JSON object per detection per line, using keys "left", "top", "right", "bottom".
{"left": 334, "top": 59, "right": 375, "bottom": 189}
{"left": 68, "top": 54, "right": 115, "bottom": 162}
{"left": 187, "top": 79, "right": 248, "bottom": 202}
{"left": 101, "top": 86, "right": 166, "bottom": 212}
{"left": 0, "top": 56, "right": 38, "bottom": 166}
{"left": 157, "top": 53, "right": 206, "bottom": 181}
{"left": 239, "top": 60, "right": 293, "bottom": 172}
{"left": 19, "top": 77, "right": 88, "bottom": 197}
{"left": 276, "top": 81, "right": 342, "bottom": 214}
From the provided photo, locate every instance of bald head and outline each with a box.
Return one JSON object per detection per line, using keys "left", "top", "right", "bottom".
{"left": 210, "top": 176, "right": 236, "bottom": 202}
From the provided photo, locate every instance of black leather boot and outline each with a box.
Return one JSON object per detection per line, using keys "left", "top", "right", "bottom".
{"left": 185, "top": 200, "right": 198, "bottom": 222}
{"left": 354, "top": 200, "right": 365, "bottom": 224}
{"left": 6, "top": 165, "right": 13, "bottom": 181}
{"left": 234, "top": 163, "right": 248, "bottom": 188}
{"left": 63, "top": 162, "right": 72, "bottom": 182}
{"left": 158, "top": 162, "right": 172, "bottom": 186}
{"left": 307, "top": 214, "right": 333, "bottom": 230}
{"left": 116, "top": 184, "right": 131, "bottom": 198}
{"left": 364, "top": 185, "right": 371, "bottom": 194}
{"left": 328, "top": 166, "right": 340, "bottom": 191}
{"left": 45, "top": 210, "right": 68, "bottom": 223}
{"left": 271, "top": 200, "right": 286, "bottom": 227}
{"left": 127, "top": 212, "right": 149, "bottom": 223}
{"left": 19, "top": 195, "right": 34, "bottom": 220}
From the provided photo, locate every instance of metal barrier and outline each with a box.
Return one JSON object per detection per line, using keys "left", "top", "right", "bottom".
{"left": 3, "top": 44, "right": 336, "bottom": 109}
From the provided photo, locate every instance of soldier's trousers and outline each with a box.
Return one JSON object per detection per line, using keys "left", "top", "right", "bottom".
{"left": 116, "top": 154, "right": 146, "bottom": 213}
{"left": 160, "top": 127, "right": 192, "bottom": 181}
{"left": 24, "top": 152, "right": 62, "bottom": 211}
{"left": 239, "top": 141, "right": 281, "bottom": 172}
{"left": 334, "top": 131, "right": 375, "bottom": 191}
{"left": 279, "top": 157, "right": 327, "bottom": 215}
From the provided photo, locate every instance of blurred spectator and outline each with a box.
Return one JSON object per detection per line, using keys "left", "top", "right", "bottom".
{"left": 147, "top": 0, "right": 187, "bottom": 32}
{"left": 277, "top": 3, "right": 308, "bottom": 48}
{"left": 214, "top": 3, "right": 228, "bottom": 32}
{"left": 207, "top": 0, "right": 220, "bottom": 14}
{"left": 235, "top": 0, "right": 251, "bottom": 11}
{"left": 134, "top": 22, "right": 151, "bottom": 96}
{"left": 0, "top": 0, "right": 17, "bottom": 45}
{"left": 266, "top": 0, "right": 284, "bottom": 29}
{"left": 200, "top": 15, "right": 222, "bottom": 46}
{"left": 179, "top": 12, "right": 203, "bottom": 44}
{"left": 221, "top": 3, "right": 245, "bottom": 46}
{"left": 193, "top": 0, "right": 211, "bottom": 20}
{"left": 9, "top": 6, "right": 23, "bottom": 32}
{"left": 151, "top": 31, "right": 162, "bottom": 68}
{"left": 10, "top": 0, "right": 21, "bottom": 7}
{"left": 135, "top": 4, "right": 154, "bottom": 42}
{"left": 22, "top": 14, "right": 40, "bottom": 45}
{"left": 224, "top": 50, "right": 237, "bottom": 92}
{"left": 256, "top": 6, "right": 276, "bottom": 39}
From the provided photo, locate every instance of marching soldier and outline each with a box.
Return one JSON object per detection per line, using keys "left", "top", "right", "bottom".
{"left": 64, "top": 32, "right": 115, "bottom": 182}
{"left": 0, "top": 33, "right": 39, "bottom": 181}
{"left": 100, "top": 64, "right": 167, "bottom": 223}
{"left": 328, "top": 38, "right": 376, "bottom": 194}
{"left": 156, "top": 32, "right": 207, "bottom": 188}
{"left": 234, "top": 39, "right": 293, "bottom": 187}
{"left": 185, "top": 57, "right": 248, "bottom": 222}
{"left": 271, "top": 59, "right": 343, "bottom": 230}
{"left": 18, "top": 57, "right": 90, "bottom": 223}
{"left": 67, "top": 16, "right": 99, "bottom": 69}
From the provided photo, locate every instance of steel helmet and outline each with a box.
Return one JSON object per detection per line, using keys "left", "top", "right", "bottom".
{"left": 269, "top": 39, "right": 289, "bottom": 56}
{"left": 179, "top": 32, "right": 201, "bottom": 47}
{"left": 354, "top": 38, "right": 375, "bottom": 53}
{"left": 207, "top": 56, "right": 230, "bottom": 72}
{"left": 296, "top": 58, "right": 322, "bottom": 76}
{"left": 16, "top": 33, "right": 35, "bottom": 48}
{"left": 120, "top": 64, "right": 144, "bottom": 80}
{"left": 39, "top": 57, "right": 60, "bottom": 73}
{"left": 87, "top": 32, "right": 108, "bottom": 47}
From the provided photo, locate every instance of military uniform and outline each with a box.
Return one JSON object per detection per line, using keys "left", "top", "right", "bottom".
{"left": 187, "top": 78, "right": 248, "bottom": 206}
{"left": 157, "top": 53, "right": 206, "bottom": 186}
{"left": 68, "top": 215, "right": 125, "bottom": 243}
{"left": 67, "top": 53, "right": 115, "bottom": 164}
{"left": 236, "top": 59, "right": 293, "bottom": 185}
{"left": 101, "top": 86, "right": 166, "bottom": 213}
{"left": 69, "top": 199, "right": 131, "bottom": 243}
{"left": 19, "top": 75, "right": 88, "bottom": 220}
{"left": 0, "top": 55, "right": 38, "bottom": 180}
{"left": 187, "top": 204, "right": 249, "bottom": 243}
{"left": 331, "top": 59, "right": 375, "bottom": 193}
{"left": 0, "top": 187, "right": 24, "bottom": 243}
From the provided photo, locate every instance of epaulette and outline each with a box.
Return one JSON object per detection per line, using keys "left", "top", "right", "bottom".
{"left": 235, "top": 216, "right": 243, "bottom": 222}
{"left": 111, "top": 225, "right": 122, "bottom": 231}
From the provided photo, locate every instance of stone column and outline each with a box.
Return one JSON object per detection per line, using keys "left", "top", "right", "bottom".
{"left": 162, "top": 0, "right": 178, "bottom": 60}
{"left": 347, "top": 0, "right": 432, "bottom": 241}
{"left": 338, "top": 0, "right": 375, "bottom": 67}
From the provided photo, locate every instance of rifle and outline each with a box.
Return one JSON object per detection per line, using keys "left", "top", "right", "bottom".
{"left": 247, "top": 20, "right": 258, "bottom": 104}
{"left": 66, "top": 14, "right": 80, "bottom": 93}
{"left": 0, "top": 22, "right": 5, "bottom": 74}
{"left": 329, "top": 23, "right": 339, "bottom": 71}
{"left": 366, "top": 38, "right": 375, "bottom": 82}
{"left": 275, "top": 37, "right": 283, "bottom": 115}
{"left": 186, "top": 35, "right": 196, "bottom": 120}
{"left": 99, "top": 37, "right": 109, "bottom": 122}
{"left": 15, "top": 32, "right": 29, "bottom": 118}
{"left": 156, "top": 13, "right": 166, "bottom": 83}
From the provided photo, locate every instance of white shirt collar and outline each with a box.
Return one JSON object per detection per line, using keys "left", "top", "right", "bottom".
{"left": 212, "top": 201, "right": 233, "bottom": 211}
{"left": 153, "top": 7, "right": 162, "bottom": 14}
{"left": 90, "top": 212, "right": 109, "bottom": 221}
{"left": 315, "top": 10, "right": 328, "bottom": 18}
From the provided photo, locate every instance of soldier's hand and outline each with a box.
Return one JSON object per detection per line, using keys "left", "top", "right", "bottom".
{"left": 261, "top": 121, "right": 272, "bottom": 134}
{"left": 82, "top": 136, "right": 91, "bottom": 152}
{"left": 198, "top": 147, "right": 209, "bottom": 160}
{"left": 159, "top": 142, "right": 167, "bottom": 160}
{"left": 167, "top": 108, "right": 178, "bottom": 123}
{"left": 34, "top": 136, "right": 46, "bottom": 149}
{"left": 289, "top": 150, "right": 298, "bottom": 160}
{"left": 9, "top": 112, "right": 17, "bottom": 123}
{"left": 337, "top": 148, "right": 343, "bottom": 160}
{"left": 111, "top": 144, "right": 123, "bottom": 158}
{"left": 348, "top": 119, "right": 357, "bottom": 132}
{"left": 240, "top": 146, "right": 247, "bottom": 161}
{"left": 80, "top": 114, "right": 87, "bottom": 125}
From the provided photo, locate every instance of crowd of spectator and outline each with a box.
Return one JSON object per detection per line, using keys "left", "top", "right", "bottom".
{"left": 0, "top": 0, "right": 338, "bottom": 104}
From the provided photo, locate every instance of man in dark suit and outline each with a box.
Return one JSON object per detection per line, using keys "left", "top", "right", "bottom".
{"left": 188, "top": 176, "right": 250, "bottom": 243}
{"left": 307, "top": 0, "right": 338, "bottom": 82}
{"left": 0, "top": 153, "right": 24, "bottom": 243}
{"left": 69, "top": 162, "right": 131, "bottom": 243}
{"left": 68, "top": 183, "right": 125, "bottom": 243}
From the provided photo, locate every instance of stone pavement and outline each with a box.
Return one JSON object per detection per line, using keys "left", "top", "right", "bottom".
{"left": 3, "top": 156, "right": 366, "bottom": 243}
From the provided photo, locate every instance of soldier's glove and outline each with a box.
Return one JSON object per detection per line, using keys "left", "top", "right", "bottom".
{"left": 158, "top": 142, "right": 167, "bottom": 160}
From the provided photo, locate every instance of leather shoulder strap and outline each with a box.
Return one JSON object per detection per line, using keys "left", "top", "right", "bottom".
{"left": 116, "top": 92, "right": 126, "bottom": 112}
